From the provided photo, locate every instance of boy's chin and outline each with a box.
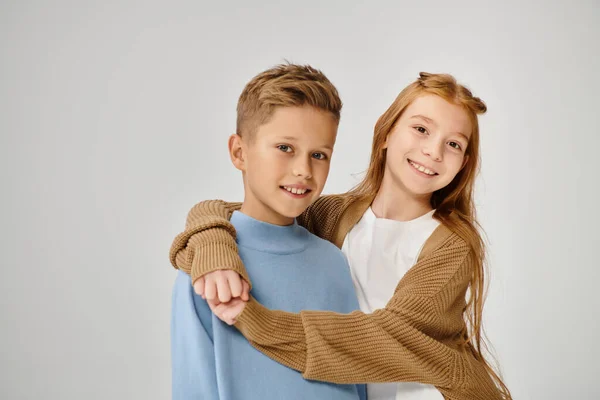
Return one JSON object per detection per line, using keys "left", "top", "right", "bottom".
{"left": 274, "top": 206, "right": 310, "bottom": 220}
{"left": 272, "top": 192, "right": 320, "bottom": 218}
{"left": 279, "top": 210, "right": 306, "bottom": 219}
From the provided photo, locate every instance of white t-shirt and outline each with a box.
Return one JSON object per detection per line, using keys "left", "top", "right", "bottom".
{"left": 341, "top": 207, "right": 443, "bottom": 400}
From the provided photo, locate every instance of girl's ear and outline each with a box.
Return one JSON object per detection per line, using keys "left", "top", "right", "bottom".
{"left": 382, "top": 123, "right": 398, "bottom": 150}
{"left": 228, "top": 134, "right": 246, "bottom": 171}
{"left": 382, "top": 134, "right": 390, "bottom": 150}
{"left": 461, "top": 155, "right": 470, "bottom": 170}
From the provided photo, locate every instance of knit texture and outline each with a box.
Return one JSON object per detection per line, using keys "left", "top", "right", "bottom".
{"left": 169, "top": 194, "right": 505, "bottom": 400}
{"left": 171, "top": 211, "right": 366, "bottom": 400}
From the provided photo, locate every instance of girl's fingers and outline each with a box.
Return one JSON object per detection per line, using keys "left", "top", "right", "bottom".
{"left": 216, "top": 276, "right": 232, "bottom": 303}
{"left": 193, "top": 277, "right": 205, "bottom": 297}
{"left": 241, "top": 280, "right": 250, "bottom": 301}
{"left": 228, "top": 274, "right": 243, "bottom": 299}
{"left": 204, "top": 280, "right": 218, "bottom": 303}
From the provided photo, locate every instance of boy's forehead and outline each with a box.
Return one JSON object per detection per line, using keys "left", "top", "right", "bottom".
{"left": 253, "top": 106, "right": 338, "bottom": 146}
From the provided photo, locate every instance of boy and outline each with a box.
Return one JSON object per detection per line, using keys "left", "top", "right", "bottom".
{"left": 171, "top": 63, "right": 366, "bottom": 400}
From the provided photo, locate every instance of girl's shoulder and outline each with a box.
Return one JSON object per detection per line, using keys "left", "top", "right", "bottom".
{"left": 419, "top": 214, "right": 473, "bottom": 261}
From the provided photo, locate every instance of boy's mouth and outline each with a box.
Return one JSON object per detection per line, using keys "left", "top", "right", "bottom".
{"left": 280, "top": 186, "right": 311, "bottom": 196}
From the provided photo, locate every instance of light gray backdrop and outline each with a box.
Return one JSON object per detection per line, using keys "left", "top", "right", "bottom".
{"left": 2, "top": 1, "right": 599, "bottom": 399}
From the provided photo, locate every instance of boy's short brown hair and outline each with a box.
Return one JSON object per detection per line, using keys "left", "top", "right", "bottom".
{"left": 236, "top": 63, "right": 342, "bottom": 139}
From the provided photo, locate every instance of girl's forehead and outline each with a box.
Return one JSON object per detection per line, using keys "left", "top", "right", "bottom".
{"left": 403, "top": 95, "right": 473, "bottom": 137}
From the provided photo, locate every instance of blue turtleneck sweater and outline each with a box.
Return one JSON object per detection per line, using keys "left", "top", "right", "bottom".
{"left": 171, "top": 211, "right": 366, "bottom": 400}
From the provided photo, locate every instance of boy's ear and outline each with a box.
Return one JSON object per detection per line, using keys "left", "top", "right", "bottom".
{"left": 228, "top": 134, "right": 246, "bottom": 171}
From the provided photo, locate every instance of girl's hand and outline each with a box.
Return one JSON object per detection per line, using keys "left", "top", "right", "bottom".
{"left": 194, "top": 270, "right": 250, "bottom": 303}
{"left": 207, "top": 297, "right": 246, "bottom": 325}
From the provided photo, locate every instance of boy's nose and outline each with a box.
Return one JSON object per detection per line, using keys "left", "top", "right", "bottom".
{"left": 292, "top": 157, "right": 312, "bottom": 179}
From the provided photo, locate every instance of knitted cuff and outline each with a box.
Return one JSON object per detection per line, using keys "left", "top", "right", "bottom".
{"left": 190, "top": 241, "right": 250, "bottom": 289}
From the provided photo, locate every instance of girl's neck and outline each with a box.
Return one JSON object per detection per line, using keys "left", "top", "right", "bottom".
{"left": 371, "top": 175, "right": 433, "bottom": 221}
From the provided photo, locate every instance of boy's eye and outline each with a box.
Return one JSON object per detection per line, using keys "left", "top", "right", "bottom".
{"left": 312, "top": 152, "right": 328, "bottom": 160}
{"left": 277, "top": 145, "right": 292, "bottom": 152}
{"left": 415, "top": 126, "right": 428, "bottom": 135}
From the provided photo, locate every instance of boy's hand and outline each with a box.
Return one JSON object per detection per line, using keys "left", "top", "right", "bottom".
{"left": 207, "top": 298, "right": 246, "bottom": 326}
{"left": 194, "top": 270, "right": 250, "bottom": 303}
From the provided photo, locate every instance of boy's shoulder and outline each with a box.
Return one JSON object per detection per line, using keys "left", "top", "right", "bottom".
{"left": 303, "top": 192, "right": 361, "bottom": 216}
{"left": 298, "top": 224, "right": 347, "bottom": 260}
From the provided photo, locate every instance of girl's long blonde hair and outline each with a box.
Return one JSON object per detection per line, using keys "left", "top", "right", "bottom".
{"left": 351, "top": 72, "right": 511, "bottom": 399}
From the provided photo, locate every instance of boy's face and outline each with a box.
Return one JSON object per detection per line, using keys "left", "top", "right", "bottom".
{"left": 231, "top": 105, "right": 338, "bottom": 226}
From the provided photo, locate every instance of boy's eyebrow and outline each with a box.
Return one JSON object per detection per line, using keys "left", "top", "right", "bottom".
{"left": 410, "top": 114, "right": 470, "bottom": 141}
{"left": 278, "top": 136, "right": 334, "bottom": 150}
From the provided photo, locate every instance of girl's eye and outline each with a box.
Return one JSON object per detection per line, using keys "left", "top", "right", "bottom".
{"left": 448, "top": 141, "right": 462, "bottom": 150}
{"left": 277, "top": 145, "right": 292, "bottom": 152}
{"left": 312, "top": 152, "right": 328, "bottom": 160}
{"left": 415, "top": 126, "right": 428, "bottom": 135}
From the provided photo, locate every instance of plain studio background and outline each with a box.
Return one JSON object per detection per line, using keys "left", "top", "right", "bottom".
{"left": 1, "top": 1, "right": 598, "bottom": 399}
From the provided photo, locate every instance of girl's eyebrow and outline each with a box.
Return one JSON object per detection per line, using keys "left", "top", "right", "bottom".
{"left": 454, "top": 132, "right": 470, "bottom": 142}
{"left": 410, "top": 115, "right": 469, "bottom": 141}
{"left": 410, "top": 114, "right": 436, "bottom": 125}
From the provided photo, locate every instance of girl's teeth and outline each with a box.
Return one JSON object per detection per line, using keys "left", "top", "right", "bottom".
{"left": 410, "top": 161, "right": 435, "bottom": 175}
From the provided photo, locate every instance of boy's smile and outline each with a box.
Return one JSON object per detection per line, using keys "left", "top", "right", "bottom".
{"left": 230, "top": 105, "right": 338, "bottom": 226}
{"left": 280, "top": 184, "right": 312, "bottom": 197}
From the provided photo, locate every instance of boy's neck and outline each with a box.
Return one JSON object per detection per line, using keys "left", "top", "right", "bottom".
{"left": 239, "top": 200, "right": 295, "bottom": 226}
{"left": 371, "top": 175, "right": 433, "bottom": 221}
{"left": 230, "top": 207, "right": 308, "bottom": 254}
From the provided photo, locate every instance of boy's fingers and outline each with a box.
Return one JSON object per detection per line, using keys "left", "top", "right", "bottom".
{"left": 241, "top": 280, "right": 250, "bottom": 301}
{"left": 193, "top": 277, "right": 205, "bottom": 297}
{"left": 228, "top": 275, "right": 243, "bottom": 298}
{"left": 216, "top": 277, "right": 232, "bottom": 303}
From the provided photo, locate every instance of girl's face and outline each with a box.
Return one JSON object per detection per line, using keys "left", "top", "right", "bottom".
{"left": 383, "top": 94, "right": 472, "bottom": 198}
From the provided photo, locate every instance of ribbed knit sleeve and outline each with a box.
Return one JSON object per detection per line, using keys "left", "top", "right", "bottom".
{"left": 168, "top": 196, "right": 351, "bottom": 284}
{"left": 168, "top": 200, "right": 248, "bottom": 285}
{"left": 234, "top": 238, "right": 504, "bottom": 400}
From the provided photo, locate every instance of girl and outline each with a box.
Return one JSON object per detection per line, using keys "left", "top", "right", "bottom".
{"left": 170, "top": 72, "right": 512, "bottom": 400}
